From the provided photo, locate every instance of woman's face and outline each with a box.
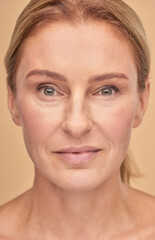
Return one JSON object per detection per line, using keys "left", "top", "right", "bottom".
{"left": 9, "top": 22, "right": 149, "bottom": 190}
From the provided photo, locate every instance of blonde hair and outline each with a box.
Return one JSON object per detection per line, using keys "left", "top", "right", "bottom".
{"left": 4, "top": 0, "right": 150, "bottom": 184}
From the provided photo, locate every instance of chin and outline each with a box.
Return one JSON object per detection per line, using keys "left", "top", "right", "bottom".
{"left": 50, "top": 169, "right": 109, "bottom": 192}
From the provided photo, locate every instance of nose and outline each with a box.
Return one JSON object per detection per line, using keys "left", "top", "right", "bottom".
{"left": 61, "top": 98, "right": 93, "bottom": 138}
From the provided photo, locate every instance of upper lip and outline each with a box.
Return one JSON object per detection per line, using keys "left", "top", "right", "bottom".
{"left": 54, "top": 146, "right": 102, "bottom": 153}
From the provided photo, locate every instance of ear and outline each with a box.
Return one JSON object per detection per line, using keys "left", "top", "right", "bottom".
{"left": 7, "top": 84, "right": 22, "bottom": 126}
{"left": 133, "top": 78, "right": 150, "bottom": 128}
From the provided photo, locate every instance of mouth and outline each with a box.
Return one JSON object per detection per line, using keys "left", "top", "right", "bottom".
{"left": 59, "top": 150, "right": 100, "bottom": 154}
{"left": 55, "top": 145, "right": 102, "bottom": 153}
{"left": 55, "top": 150, "right": 101, "bottom": 165}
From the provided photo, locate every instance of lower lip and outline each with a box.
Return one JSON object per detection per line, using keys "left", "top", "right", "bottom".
{"left": 55, "top": 151, "right": 100, "bottom": 164}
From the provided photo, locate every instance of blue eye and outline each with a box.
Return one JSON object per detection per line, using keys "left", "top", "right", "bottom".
{"left": 37, "top": 85, "right": 58, "bottom": 97}
{"left": 98, "top": 85, "right": 120, "bottom": 96}
{"left": 43, "top": 87, "right": 55, "bottom": 96}
{"left": 101, "top": 88, "right": 113, "bottom": 95}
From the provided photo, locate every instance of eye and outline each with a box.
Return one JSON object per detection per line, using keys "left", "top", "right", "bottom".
{"left": 101, "top": 88, "right": 113, "bottom": 95}
{"left": 37, "top": 85, "right": 60, "bottom": 97}
{"left": 43, "top": 87, "right": 55, "bottom": 96}
{"left": 96, "top": 85, "right": 120, "bottom": 96}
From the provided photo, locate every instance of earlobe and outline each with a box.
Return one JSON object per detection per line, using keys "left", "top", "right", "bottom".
{"left": 7, "top": 84, "right": 22, "bottom": 126}
{"left": 133, "top": 78, "right": 150, "bottom": 128}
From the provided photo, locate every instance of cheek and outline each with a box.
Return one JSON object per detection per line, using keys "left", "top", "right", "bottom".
{"left": 107, "top": 106, "right": 134, "bottom": 141}
{"left": 93, "top": 99, "right": 138, "bottom": 146}
{"left": 17, "top": 100, "right": 63, "bottom": 145}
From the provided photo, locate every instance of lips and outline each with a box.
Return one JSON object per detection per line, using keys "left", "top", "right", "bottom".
{"left": 54, "top": 146, "right": 102, "bottom": 164}
{"left": 54, "top": 146, "right": 102, "bottom": 153}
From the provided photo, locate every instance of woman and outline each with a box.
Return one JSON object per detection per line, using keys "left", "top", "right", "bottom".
{"left": 0, "top": 0, "right": 155, "bottom": 239}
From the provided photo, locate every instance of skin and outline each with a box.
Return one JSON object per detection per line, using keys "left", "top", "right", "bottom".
{"left": 0, "top": 21, "right": 155, "bottom": 240}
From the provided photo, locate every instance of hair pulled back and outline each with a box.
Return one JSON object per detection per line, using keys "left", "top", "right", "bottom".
{"left": 5, "top": 0, "right": 150, "bottom": 184}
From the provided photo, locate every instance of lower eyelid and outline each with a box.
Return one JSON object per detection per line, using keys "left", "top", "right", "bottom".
{"left": 95, "top": 86, "right": 120, "bottom": 94}
{"left": 37, "top": 85, "right": 65, "bottom": 98}
{"left": 36, "top": 84, "right": 121, "bottom": 98}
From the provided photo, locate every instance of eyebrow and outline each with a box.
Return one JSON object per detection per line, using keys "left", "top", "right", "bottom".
{"left": 26, "top": 69, "right": 67, "bottom": 82}
{"left": 26, "top": 69, "right": 129, "bottom": 83}
{"left": 89, "top": 72, "right": 128, "bottom": 82}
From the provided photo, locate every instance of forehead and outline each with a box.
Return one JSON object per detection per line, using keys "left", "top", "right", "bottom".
{"left": 22, "top": 20, "right": 133, "bottom": 53}
{"left": 16, "top": 21, "right": 137, "bottom": 81}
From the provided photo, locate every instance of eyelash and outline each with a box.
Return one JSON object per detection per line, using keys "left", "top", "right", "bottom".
{"left": 94, "top": 85, "right": 120, "bottom": 96}
{"left": 36, "top": 84, "right": 120, "bottom": 98}
{"left": 37, "top": 84, "right": 61, "bottom": 97}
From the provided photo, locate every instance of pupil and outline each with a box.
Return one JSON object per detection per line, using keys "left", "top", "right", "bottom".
{"left": 44, "top": 88, "right": 54, "bottom": 96}
{"left": 102, "top": 88, "right": 112, "bottom": 95}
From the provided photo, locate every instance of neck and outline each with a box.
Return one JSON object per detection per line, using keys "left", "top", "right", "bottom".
{"left": 27, "top": 170, "right": 129, "bottom": 240}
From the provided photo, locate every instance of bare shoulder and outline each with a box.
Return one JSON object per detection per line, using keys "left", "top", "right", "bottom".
{"left": 124, "top": 185, "right": 155, "bottom": 239}
{"left": 0, "top": 189, "right": 32, "bottom": 240}
{"left": 127, "top": 185, "right": 155, "bottom": 214}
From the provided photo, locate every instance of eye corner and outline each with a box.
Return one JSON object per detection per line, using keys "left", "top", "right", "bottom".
{"left": 93, "top": 84, "right": 120, "bottom": 97}
{"left": 36, "top": 83, "right": 66, "bottom": 101}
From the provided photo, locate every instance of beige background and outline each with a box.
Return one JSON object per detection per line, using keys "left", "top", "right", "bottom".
{"left": 0, "top": 0, "right": 155, "bottom": 206}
